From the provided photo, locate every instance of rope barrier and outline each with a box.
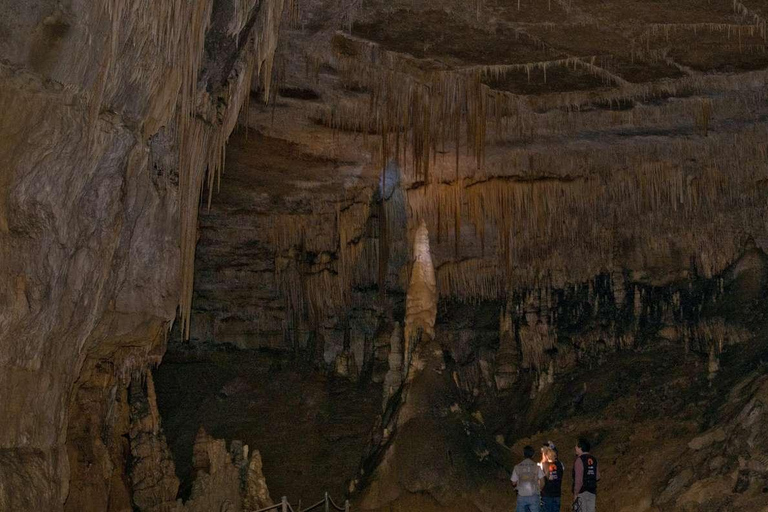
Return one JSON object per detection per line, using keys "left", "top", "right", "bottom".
{"left": 250, "top": 493, "right": 350, "bottom": 512}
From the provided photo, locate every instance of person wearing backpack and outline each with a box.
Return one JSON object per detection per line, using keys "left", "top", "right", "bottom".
{"left": 512, "top": 445, "right": 545, "bottom": 512}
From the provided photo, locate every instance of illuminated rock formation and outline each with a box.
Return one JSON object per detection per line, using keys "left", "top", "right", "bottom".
{"left": 4, "top": 0, "right": 768, "bottom": 509}
{"left": 403, "top": 220, "right": 438, "bottom": 373}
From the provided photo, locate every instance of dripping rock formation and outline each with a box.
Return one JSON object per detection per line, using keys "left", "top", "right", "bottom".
{"left": 3, "top": 0, "right": 768, "bottom": 511}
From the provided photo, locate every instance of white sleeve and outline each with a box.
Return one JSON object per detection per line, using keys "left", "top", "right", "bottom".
{"left": 537, "top": 466, "right": 545, "bottom": 479}
{"left": 511, "top": 468, "right": 518, "bottom": 483}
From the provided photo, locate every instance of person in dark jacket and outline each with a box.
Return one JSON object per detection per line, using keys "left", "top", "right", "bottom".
{"left": 540, "top": 445, "right": 564, "bottom": 512}
{"left": 572, "top": 438, "right": 600, "bottom": 512}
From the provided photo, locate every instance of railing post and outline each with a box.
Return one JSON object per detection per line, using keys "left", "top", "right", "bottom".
{"left": 281, "top": 496, "right": 288, "bottom": 512}
{"left": 344, "top": 499, "right": 350, "bottom": 512}
{"left": 324, "top": 492, "right": 329, "bottom": 512}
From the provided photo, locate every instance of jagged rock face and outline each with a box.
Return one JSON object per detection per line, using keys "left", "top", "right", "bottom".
{"left": 64, "top": 361, "right": 133, "bottom": 512}
{"left": 0, "top": 0, "right": 285, "bottom": 509}
{"left": 174, "top": 0, "right": 768, "bottom": 385}
{"left": 246, "top": 0, "right": 768, "bottom": 305}
{"left": 128, "top": 373, "right": 180, "bottom": 510}
{"left": 4, "top": 0, "right": 768, "bottom": 510}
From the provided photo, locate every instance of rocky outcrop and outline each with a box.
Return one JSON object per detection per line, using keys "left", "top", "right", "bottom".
{"left": 128, "top": 372, "right": 274, "bottom": 512}
{"left": 128, "top": 373, "right": 179, "bottom": 511}
{"left": 64, "top": 358, "right": 134, "bottom": 512}
{"left": 180, "top": 428, "right": 273, "bottom": 512}
{"left": 656, "top": 374, "right": 768, "bottom": 511}
{"left": 5, "top": 0, "right": 768, "bottom": 510}
{"left": 0, "top": 1, "right": 287, "bottom": 509}
{"left": 244, "top": 450, "right": 273, "bottom": 511}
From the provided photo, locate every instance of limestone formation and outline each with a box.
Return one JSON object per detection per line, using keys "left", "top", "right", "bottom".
{"left": 4, "top": 0, "right": 768, "bottom": 509}
{"left": 128, "top": 373, "right": 179, "bottom": 511}
{"left": 382, "top": 322, "right": 404, "bottom": 408}
{"left": 243, "top": 451, "right": 273, "bottom": 511}
{"left": 334, "top": 349, "right": 360, "bottom": 380}
{"left": 125, "top": 378, "right": 275, "bottom": 512}
{"left": 403, "top": 221, "right": 438, "bottom": 373}
{"left": 0, "top": 1, "right": 286, "bottom": 509}
{"left": 494, "top": 305, "right": 519, "bottom": 391}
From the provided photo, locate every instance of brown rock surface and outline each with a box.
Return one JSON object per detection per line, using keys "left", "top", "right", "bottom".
{"left": 1, "top": 0, "right": 285, "bottom": 509}
{"left": 5, "top": 0, "right": 768, "bottom": 510}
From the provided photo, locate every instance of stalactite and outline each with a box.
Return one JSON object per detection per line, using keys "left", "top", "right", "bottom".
{"left": 106, "top": 0, "right": 293, "bottom": 339}
{"left": 696, "top": 98, "right": 713, "bottom": 136}
{"left": 259, "top": 15, "right": 768, "bottom": 333}
{"left": 636, "top": 22, "right": 766, "bottom": 52}
{"left": 399, "top": 114, "right": 768, "bottom": 299}
{"left": 733, "top": 0, "right": 768, "bottom": 40}
{"left": 313, "top": 35, "right": 530, "bottom": 183}
{"left": 472, "top": 57, "right": 628, "bottom": 88}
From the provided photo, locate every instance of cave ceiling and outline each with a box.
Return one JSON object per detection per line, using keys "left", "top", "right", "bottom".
{"left": 230, "top": 0, "right": 768, "bottom": 302}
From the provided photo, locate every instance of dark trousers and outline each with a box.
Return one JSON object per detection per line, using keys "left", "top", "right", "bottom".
{"left": 542, "top": 496, "right": 561, "bottom": 512}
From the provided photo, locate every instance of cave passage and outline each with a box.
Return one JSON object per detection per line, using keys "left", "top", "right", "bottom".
{"left": 5, "top": 0, "right": 768, "bottom": 511}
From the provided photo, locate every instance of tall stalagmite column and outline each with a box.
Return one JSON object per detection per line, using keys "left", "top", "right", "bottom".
{"left": 402, "top": 220, "right": 438, "bottom": 375}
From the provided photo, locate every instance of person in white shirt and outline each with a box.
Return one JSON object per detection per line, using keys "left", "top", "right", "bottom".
{"left": 511, "top": 445, "right": 546, "bottom": 512}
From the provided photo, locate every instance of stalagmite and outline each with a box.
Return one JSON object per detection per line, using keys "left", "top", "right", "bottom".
{"left": 707, "top": 346, "right": 720, "bottom": 385}
{"left": 495, "top": 304, "right": 519, "bottom": 391}
{"left": 382, "top": 323, "right": 404, "bottom": 409}
{"left": 402, "top": 221, "right": 438, "bottom": 374}
{"left": 334, "top": 349, "right": 360, "bottom": 380}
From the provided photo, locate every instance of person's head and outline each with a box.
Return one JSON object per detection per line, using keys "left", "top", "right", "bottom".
{"left": 542, "top": 447, "right": 556, "bottom": 463}
{"left": 547, "top": 440, "right": 558, "bottom": 457}
{"left": 575, "top": 438, "right": 591, "bottom": 456}
{"left": 523, "top": 445, "right": 535, "bottom": 459}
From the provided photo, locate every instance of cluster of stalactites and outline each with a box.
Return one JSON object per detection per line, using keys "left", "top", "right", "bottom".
{"left": 497, "top": 270, "right": 748, "bottom": 394}
{"left": 309, "top": 38, "right": 535, "bottom": 184}
{"left": 269, "top": 187, "right": 380, "bottom": 334}
{"left": 635, "top": 22, "right": 767, "bottom": 54}
{"left": 94, "top": 0, "right": 290, "bottom": 338}
{"left": 473, "top": 57, "right": 628, "bottom": 88}
{"left": 267, "top": 165, "right": 414, "bottom": 339}
{"left": 733, "top": 0, "right": 768, "bottom": 40}
{"left": 285, "top": 22, "right": 768, "bottom": 328}
{"left": 403, "top": 116, "right": 768, "bottom": 301}
{"left": 307, "top": 29, "right": 768, "bottom": 191}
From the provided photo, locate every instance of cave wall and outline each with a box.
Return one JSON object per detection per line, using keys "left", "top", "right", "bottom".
{"left": 0, "top": 0, "right": 286, "bottom": 509}
{"left": 4, "top": 0, "right": 768, "bottom": 509}
{"left": 184, "top": 135, "right": 410, "bottom": 373}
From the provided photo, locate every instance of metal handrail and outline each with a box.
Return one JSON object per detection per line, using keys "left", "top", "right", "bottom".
{"left": 251, "top": 493, "right": 350, "bottom": 512}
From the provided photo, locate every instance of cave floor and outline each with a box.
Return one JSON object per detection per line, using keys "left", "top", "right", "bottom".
{"left": 154, "top": 349, "right": 382, "bottom": 506}
{"left": 154, "top": 333, "right": 768, "bottom": 512}
{"left": 355, "top": 333, "right": 768, "bottom": 511}
{"left": 495, "top": 336, "right": 768, "bottom": 512}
